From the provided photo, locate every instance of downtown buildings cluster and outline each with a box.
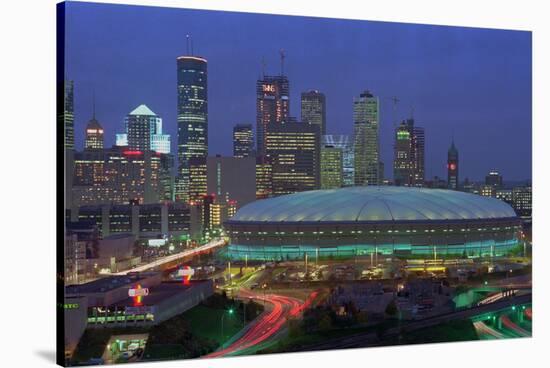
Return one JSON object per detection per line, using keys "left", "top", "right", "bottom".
{"left": 61, "top": 50, "right": 531, "bottom": 281}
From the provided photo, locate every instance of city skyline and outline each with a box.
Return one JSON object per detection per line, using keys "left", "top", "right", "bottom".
{"left": 65, "top": 3, "right": 531, "bottom": 181}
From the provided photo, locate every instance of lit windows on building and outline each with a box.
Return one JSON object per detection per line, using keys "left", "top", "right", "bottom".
{"left": 256, "top": 155, "right": 273, "bottom": 199}
{"left": 233, "top": 124, "right": 254, "bottom": 158}
{"left": 265, "top": 121, "right": 320, "bottom": 195}
{"left": 256, "top": 75, "right": 290, "bottom": 156}
{"left": 322, "top": 135, "right": 354, "bottom": 186}
{"left": 393, "top": 118, "right": 425, "bottom": 187}
{"left": 177, "top": 55, "right": 208, "bottom": 203}
{"left": 188, "top": 157, "right": 207, "bottom": 202}
{"left": 301, "top": 90, "right": 326, "bottom": 135}
{"left": 512, "top": 186, "right": 532, "bottom": 221}
{"left": 85, "top": 118, "right": 104, "bottom": 150}
{"left": 353, "top": 90, "right": 381, "bottom": 186}
{"left": 480, "top": 184, "right": 496, "bottom": 197}
{"left": 320, "top": 145, "right": 343, "bottom": 189}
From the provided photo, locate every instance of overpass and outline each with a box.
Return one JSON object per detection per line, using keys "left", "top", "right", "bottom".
{"left": 112, "top": 238, "right": 226, "bottom": 275}
{"left": 301, "top": 293, "right": 531, "bottom": 351}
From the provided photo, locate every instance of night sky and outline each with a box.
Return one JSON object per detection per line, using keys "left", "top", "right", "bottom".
{"left": 65, "top": 1, "right": 532, "bottom": 182}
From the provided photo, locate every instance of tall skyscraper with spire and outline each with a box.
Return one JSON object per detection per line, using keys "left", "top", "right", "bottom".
{"left": 176, "top": 49, "right": 208, "bottom": 202}
{"left": 84, "top": 118, "right": 104, "bottom": 150}
{"left": 447, "top": 140, "right": 459, "bottom": 190}
{"left": 256, "top": 52, "right": 290, "bottom": 156}
{"left": 84, "top": 97, "right": 104, "bottom": 150}
{"left": 353, "top": 90, "right": 381, "bottom": 186}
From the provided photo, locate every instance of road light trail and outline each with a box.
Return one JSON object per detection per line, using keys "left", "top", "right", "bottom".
{"left": 500, "top": 314, "right": 530, "bottom": 337}
{"left": 112, "top": 238, "right": 226, "bottom": 275}
{"left": 524, "top": 308, "right": 532, "bottom": 320}
{"left": 206, "top": 290, "right": 319, "bottom": 358}
{"left": 473, "top": 321, "right": 506, "bottom": 339}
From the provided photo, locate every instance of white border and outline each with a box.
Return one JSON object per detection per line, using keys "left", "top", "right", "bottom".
{"left": 1, "top": 0, "right": 547, "bottom": 367}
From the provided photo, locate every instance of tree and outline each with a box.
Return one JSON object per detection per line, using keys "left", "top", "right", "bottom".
{"left": 385, "top": 299, "right": 398, "bottom": 317}
{"left": 319, "top": 315, "right": 332, "bottom": 331}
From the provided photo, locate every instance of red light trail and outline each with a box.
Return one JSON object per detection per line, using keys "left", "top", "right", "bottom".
{"left": 206, "top": 290, "right": 319, "bottom": 358}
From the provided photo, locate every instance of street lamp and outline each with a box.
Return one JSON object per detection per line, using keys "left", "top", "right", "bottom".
{"left": 220, "top": 308, "right": 235, "bottom": 342}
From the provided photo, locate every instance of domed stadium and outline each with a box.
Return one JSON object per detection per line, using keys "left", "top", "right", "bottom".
{"left": 224, "top": 187, "right": 522, "bottom": 260}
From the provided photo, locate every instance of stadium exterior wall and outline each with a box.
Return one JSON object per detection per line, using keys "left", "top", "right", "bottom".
{"left": 224, "top": 187, "right": 522, "bottom": 261}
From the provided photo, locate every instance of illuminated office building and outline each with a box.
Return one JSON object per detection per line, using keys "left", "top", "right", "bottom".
{"left": 72, "top": 147, "right": 171, "bottom": 206}
{"left": 265, "top": 121, "right": 320, "bottom": 195}
{"left": 84, "top": 117, "right": 104, "bottom": 150}
{"left": 256, "top": 155, "right": 273, "bottom": 199}
{"left": 176, "top": 55, "right": 208, "bottom": 202}
{"left": 393, "top": 118, "right": 425, "bottom": 186}
{"left": 480, "top": 184, "right": 496, "bottom": 198}
{"left": 233, "top": 124, "right": 254, "bottom": 158}
{"left": 485, "top": 170, "right": 503, "bottom": 189}
{"left": 320, "top": 145, "right": 343, "bottom": 189}
{"left": 256, "top": 75, "right": 290, "bottom": 156}
{"left": 322, "top": 135, "right": 354, "bottom": 186}
{"left": 512, "top": 186, "right": 532, "bottom": 221}
{"left": 60, "top": 80, "right": 75, "bottom": 150}
{"left": 117, "top": 105, "right": 170, "bottom": 154}
{"left": 447, "top": 140, "right": 459, "bottom": 190}
{"left": 301, "top": 90, "right": 326, "bottom": 135}
{"left": 353, "top": 90, "right": 381, "bottom": 186}
{"left": 188, "top": 157, "right": 208, "bottom": 203}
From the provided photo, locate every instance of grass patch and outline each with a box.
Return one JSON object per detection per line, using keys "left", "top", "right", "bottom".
{"left": 183, "top": 305, "right": 244, "bottom": 345}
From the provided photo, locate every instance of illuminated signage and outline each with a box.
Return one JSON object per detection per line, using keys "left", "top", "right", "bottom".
{"left": 262, "top": 84, "right": 276, "bottom": 93}
{"left": 128, "top": 287, "right": 149, "bottom": 297}
{"left": 148, "top": 239, "right": 167, "bottom": 247}
{"left": 178, "top": 266, "right": 195, "bottom": 285}
{"left": 63, "top": 303, "right": 80, "bottom": 309}
{"left": 448, "top": 163, "right": 457, "bottom": 171}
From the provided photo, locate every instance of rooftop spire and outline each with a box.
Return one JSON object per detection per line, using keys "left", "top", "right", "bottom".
{"left": 279, "top": 49, "right": 286, "bottom": 76}
{"left": 92, "top": 89, "right": 96, "bottom": 120}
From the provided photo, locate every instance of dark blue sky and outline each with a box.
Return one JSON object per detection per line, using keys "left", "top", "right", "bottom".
{"left": 65, "top": 1, "right": 532, "bottom": 181}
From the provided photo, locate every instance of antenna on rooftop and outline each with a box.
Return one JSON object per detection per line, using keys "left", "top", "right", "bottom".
{"left": 92, "top": 88, "right": 96, "bottom": 119}
{"left": 261, "top": 56, "right": 267, "bottom": 78}
{"left": 279, "top": 49, "right": 286, "bottom": 76}
{"left": 186, "top": 34, "right": 190, "bottom": 55}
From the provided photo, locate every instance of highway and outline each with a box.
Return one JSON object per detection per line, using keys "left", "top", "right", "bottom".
{"left": 112, "top": 238, "right": 226, "bottom": 275}
{"left": 473, "top": 321, "right": 506, "bottom": 339}
{"left": 300, "top": 293, "right": 531, "bottom": 351}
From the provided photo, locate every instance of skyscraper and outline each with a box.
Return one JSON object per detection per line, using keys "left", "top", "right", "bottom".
{"left": 320, "top": 145, "right": 343, "bottom": 189}
{"left": 255, "top": 155, "right": 273, "bottom": 200}
{"left": 84, "top": 117, "right": 104, "bottom": 150}
{"left": 301, "top": 90, "right": 326, "bottom": 135}
{"left": 176, "top": 55, "right": 208, "bottom": 202}
{"left": 353, "top": 90, "right": 381, "bottom": 186}
{"left": 233, "top": 124, "right": 254, "bottom": 158}
{"left": 256, "top": 75, "right": 290, "bottom": 156}
{"left": 117, "top": 105, "right": 170, "bottom": 154}
{"left": 393, "top": 118, "right": 425, "bottom": 186}
{"left": 485, "top": 170, "right": 503, "bottom": 189}
{"left": 125, "top": 104, "right": 163, "bottom": 152}
{"left": 322, "top": 135, "right": 354, "bottom": 186}
{"left": 447, "top": 140, "right": 459, "bottom": 190}
{"left": 61, "top": 80, "right": 75, "bottom": 150}
{"left": 265, "top": 121, "right": 320, "bottom": 195}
